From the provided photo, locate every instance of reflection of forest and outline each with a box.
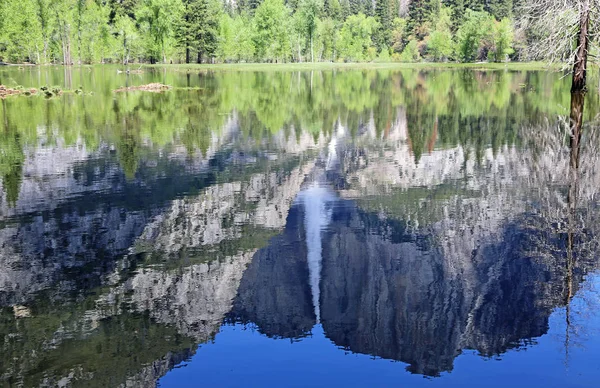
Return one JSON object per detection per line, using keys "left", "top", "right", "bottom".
{"left": 2, "top": 68, "right": 598, "bottom": 207}
{"left": 1, "top": 69, "right": 600, "bottom": 386}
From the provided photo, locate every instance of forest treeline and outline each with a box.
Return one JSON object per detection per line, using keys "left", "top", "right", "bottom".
{"left": 0, "top": 0, "right": 569, "bottom": 64}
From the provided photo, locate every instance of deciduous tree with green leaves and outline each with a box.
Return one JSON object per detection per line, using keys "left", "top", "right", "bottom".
{"left": 427, "top": 5, "right": 453, "bottom": 61}
{"left": 253, "top": 0, "right": 292, "bottom": 62}
{"left": 337, "top": 13, "right": 379, "bottom": 61}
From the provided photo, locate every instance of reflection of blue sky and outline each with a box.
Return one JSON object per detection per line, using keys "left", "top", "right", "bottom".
{"left": 160, "top": 274, "right": 600, "bottom": 387}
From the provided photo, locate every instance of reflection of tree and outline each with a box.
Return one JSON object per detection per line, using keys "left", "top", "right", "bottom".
{"left": 520, "top": 88, "right": 600, "bottom": 368}
{"left": 0, "top": 99, "right": 24, "bottom": 206}
{"left": 113, "top": 99, "right": 142, "bottom": 180}
{"left": 2, "top": 67, "right": 593, "bottom": 182}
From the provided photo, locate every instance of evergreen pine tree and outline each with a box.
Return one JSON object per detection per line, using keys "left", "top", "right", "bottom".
{"left": 363, "top": 0, "right": 373, "bottom": 16}
{"left": 375, "top": 0, "right": 391, "bottom": 49}
{"left": 406, "top": 0, "right": 436, "bottom": 39}
{"left": 447, "top": 0, "right": 465, "bottom": 32}
{"left": 175, "top": 0, "right": 221, "bottom": 63}
{"left": 485, "top": 0, "right": 512, "bottom": 20}
{"left": 389, "top": 0, "right": 399, "bottom": 18}
{"left": 349, "top": 0, "right": 361, "bottom": 15}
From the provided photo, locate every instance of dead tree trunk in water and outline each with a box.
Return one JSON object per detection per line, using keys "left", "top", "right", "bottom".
{"left": 571, "top": 0, "right": 590, "bottom": 93}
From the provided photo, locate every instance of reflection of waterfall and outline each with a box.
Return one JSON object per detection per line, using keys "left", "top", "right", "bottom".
{"left": 326, "top": 122, "right": 345, "bottom": 171}
{"left": 299, "top": 185, "right": 335, "bottom": 322}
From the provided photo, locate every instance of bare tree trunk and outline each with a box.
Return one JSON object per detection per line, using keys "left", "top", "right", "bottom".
{"left": 571, "top": 0, "right": 590, "bottom": 93}
{"left": 123, "top": 36, "right": 128, "bottom": 65}
{"left": 569, "top": 92, "right": 584, "bottom": 170}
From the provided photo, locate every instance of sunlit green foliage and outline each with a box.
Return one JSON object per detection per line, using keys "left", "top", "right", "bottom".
{"left": 455, "top": 10, "right": 492, "bottom": 62}
{"left": 399, "top": 38, "right": 421, "bottom": 62}
{"left": 490, "top": 18, "right": 514, "bottom": 62}
{"left": 253, "top": 0, "right": 292, "bottom": 62}
{"left": 427, "top": 6, "right": 454, "bottom": 61}
{"left": 137, "top": 0, "right": 182, "bottom": 63}
{"left": 0, "top": 0, "right": 524, "bottom": 64}
{"left": 337, "top": 13, "right": 379, "bottom": 61}
{"left": 0, "top": 0, "right": 43, "bottom": 63}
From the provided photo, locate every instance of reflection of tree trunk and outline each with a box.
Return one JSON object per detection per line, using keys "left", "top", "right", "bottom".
{"left": 565, "top": 91, "right": 584, "bottom": 304}
{"left": 571, "top": 0, "right": 590, "bottom": 93}
{"left": 564, "top": 90, "right": 585, "bottom": 366}
{"left": 64, "top": 66, "right": 72, "bottom": 90}
{"left": 2, "top": 99, "right": 7, "bottom": 130}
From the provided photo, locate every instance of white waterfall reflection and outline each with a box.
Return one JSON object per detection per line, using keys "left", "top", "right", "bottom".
{"left": 298, "top": 125, "right": 343, "bottom": 322}
{"left": 326, "top": 122, "right": 345, "bottom": 171}
{"left": 299, "top": 184, "right": 335, "bottom": 323}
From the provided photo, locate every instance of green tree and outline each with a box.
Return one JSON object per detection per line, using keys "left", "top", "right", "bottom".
{"left": 374, "top": 0, "right": 392, "bottom": 51}
{"left": 114, "top": 13, "right": 140, "bottom": 64}
{"left": 485, "top": 0, "right": 512, "bottom": 20}
{"left": 490, "top": 18, "right": 514, "bottom": 62}
{"left": 138, "top": 0, "right": 182, "bottom": 63}
{"left": 328, "top": 0, "right": 342, "bottom": 20}
{"left": 78, "top": 0, "right": 113, "bottom": 63}
{"left": 427, "top": 5, "right": 453, "bottom": 61}
{"left": 217, "top": 13, "right": 236, "bottom": 61}
{"left": 399, "top": 37, "right": 420, "bottom": 61}
{"left": 296, "top": 0, "right": 322, "bottom": 62}
{"left": 456, "top": 9, "right": 493, "bottom": 61}
{"left": 446, "top": 0, "right": 464, "bottom": 31}
{"left": 233, "top": 14, "right": 256, "bottom": 61}
{"left": 253, "top": 0, "right": 291, "bottom": 62}
{"left": 337, "top": 13, "right": 379, "bottom": 61}
{"left": 316, "top": 17, "right": 338, "bottom": 61}
{"left": 1, "top": 0, "right": 43, "bottom": 63}
{"left": 49, "top": 0, "right": 75, "bottom": 64}
{"left": 389, "top": 17, "right": 406, "bottom": 53}
{"left": 407, "top": 0, "right": 438, "bottom": 40}
{"left": 176, "top": 0, "right": 221, "bottom": 63}
{"left": 35, "top": 0, "right": 53, "bottom": 63}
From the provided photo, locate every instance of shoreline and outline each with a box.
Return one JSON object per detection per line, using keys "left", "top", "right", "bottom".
{"left": 0, "top": 61, "right": 562, "bottom": 72}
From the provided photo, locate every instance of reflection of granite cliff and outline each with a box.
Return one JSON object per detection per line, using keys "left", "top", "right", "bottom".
{"left": 0, "top": 127, "right": 318, "bottom": 386}
{"left": 320, "top": 204, "right": 563, "bottom": 376}
{"left": 227, "top": 196, "right": 573, "bottom": 376}
{"left": 229, "top": 205, "right": 316, "bottom": 338}
{"left": 227, "top": 114, "right": 600, "bottom": 376}
{"left": 0, "top": 123, "right": 318, "bottom": 306}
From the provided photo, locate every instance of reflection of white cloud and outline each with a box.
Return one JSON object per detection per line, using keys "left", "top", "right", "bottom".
{"left": 299, "top": 184, "right": 337, "bottom": 322}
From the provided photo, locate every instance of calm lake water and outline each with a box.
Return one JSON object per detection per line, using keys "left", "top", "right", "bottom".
{"left": 1, "top": 66, "right": 600, "bottom": 387}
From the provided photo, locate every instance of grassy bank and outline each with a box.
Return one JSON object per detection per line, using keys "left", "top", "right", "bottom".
{"left": 0, "top": 61, "right": 568, "bottom": 75}
{"left": 140, "top": 61, "right": 559, "bottom": 72}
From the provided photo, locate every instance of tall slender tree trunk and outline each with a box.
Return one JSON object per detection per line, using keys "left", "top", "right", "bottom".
{"left": 123, "top": 36, "right": 128, "bottom": 65}
{"left": 184, "top": 10, "right": 191, "bottom": 63}
{"left": 571, "top": 0, "right": 590, "bottom": 93}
